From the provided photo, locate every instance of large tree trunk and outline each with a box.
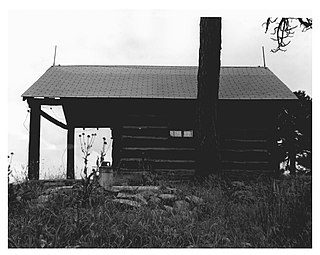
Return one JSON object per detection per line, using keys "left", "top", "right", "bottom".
{"left": 196, "top": 17, "right": 222, "bottom": 177}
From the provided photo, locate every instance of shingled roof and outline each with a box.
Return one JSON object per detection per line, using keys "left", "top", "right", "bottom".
{"left": 22, "top": 65, "right": 297, "bottom": 100}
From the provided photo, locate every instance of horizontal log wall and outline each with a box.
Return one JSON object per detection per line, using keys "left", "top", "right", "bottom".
{"left": 218, "top": 100, "right": 279, "bottom": 179}
{"left": 61, "top": 98, "right": 281, "bottom": 181}
{"left": 114, "top": 105, "right": 196, "bottom": 181}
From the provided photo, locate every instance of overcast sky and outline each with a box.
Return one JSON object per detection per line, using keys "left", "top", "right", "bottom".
{"left": 7, "top": 10, "right": 312, "bottom": 180}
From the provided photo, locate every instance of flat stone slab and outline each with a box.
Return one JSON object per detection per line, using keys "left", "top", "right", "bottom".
{"left": 42, "top": 186, "right": 74, "bottom": 195}
{"left": 112, "top": 199, "right": 141, "bottom": 208}
{"left": 116, "top": 193, "right": 148, "bottom": 205}
{"left": 159, "top": 194, "right": 176, "bottom": 200}
{"left": 111, "top": 186, "right": 160, "bottom": 192}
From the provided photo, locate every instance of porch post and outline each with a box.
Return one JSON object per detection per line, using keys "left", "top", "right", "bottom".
{"left": 67, "top": 126, "right": 75, "bottom": 179}
{"left": 28, "top": 100, "right": 41, "bottom": 180}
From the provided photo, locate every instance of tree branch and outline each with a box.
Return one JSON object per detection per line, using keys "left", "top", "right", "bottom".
{"left": 264, "top": 17, "right": 312, "bottom": 53}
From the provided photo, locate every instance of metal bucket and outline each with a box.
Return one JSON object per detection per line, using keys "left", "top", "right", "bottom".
{"left": 98, "top": 161, "right": 113, "bottom": 188}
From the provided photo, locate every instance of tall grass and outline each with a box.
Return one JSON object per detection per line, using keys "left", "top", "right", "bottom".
{"left": 8, "top": 175, "right": 311, "bottom": 248}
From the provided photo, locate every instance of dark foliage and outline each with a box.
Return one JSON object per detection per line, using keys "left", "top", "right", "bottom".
{"left": 276, "top": 90, "right": 312, "bottom": 174}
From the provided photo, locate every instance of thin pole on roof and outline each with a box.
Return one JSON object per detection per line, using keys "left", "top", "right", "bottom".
{"left": 53, "top": 45, "right": 57, "bottom": 66}
{"left": 262, "top": 46, "right": 266, "bottom": 68}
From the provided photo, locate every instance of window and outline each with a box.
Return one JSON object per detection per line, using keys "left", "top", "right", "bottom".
{"left": 170, "top": 130, "right": 193, "bottom": 138}
{"left": 183, "top": 130, "right": 193, "bottom": 137}
{"left": 170, "top": 130, "right": 182, "bottom": 137}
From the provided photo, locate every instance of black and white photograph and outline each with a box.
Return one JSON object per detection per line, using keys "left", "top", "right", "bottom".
{"left": 5, "top": 1, "right": 314, "bottom": 249}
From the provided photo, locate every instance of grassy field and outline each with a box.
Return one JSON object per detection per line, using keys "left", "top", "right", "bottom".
{"left": 8, "top": 174, "right": 311, "bottom": 248}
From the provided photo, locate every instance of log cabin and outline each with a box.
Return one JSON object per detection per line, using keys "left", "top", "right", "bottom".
{"left": 22, "top": 65, "right": 297, "bottom": 180}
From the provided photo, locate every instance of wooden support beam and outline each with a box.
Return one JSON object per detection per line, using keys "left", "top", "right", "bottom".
{"left": 28, "top": 101, "right": 41, "bottom": 180}
{"left": 67, "top": 126, "right": 75, "bottom": 179}
{"left": 40, "top": 109, "right": 68, "bottom": 129}
{"left": 111, "top": 126, "right": 122, "bottom": 170}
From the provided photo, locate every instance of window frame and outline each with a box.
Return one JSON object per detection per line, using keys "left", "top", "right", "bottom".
{"left": 169, "top": 129, "right": 194, "bottom": 138}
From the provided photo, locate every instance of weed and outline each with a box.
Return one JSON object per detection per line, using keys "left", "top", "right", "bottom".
{"left": 8, "top": 175, "right": 311, "bottom": 248}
